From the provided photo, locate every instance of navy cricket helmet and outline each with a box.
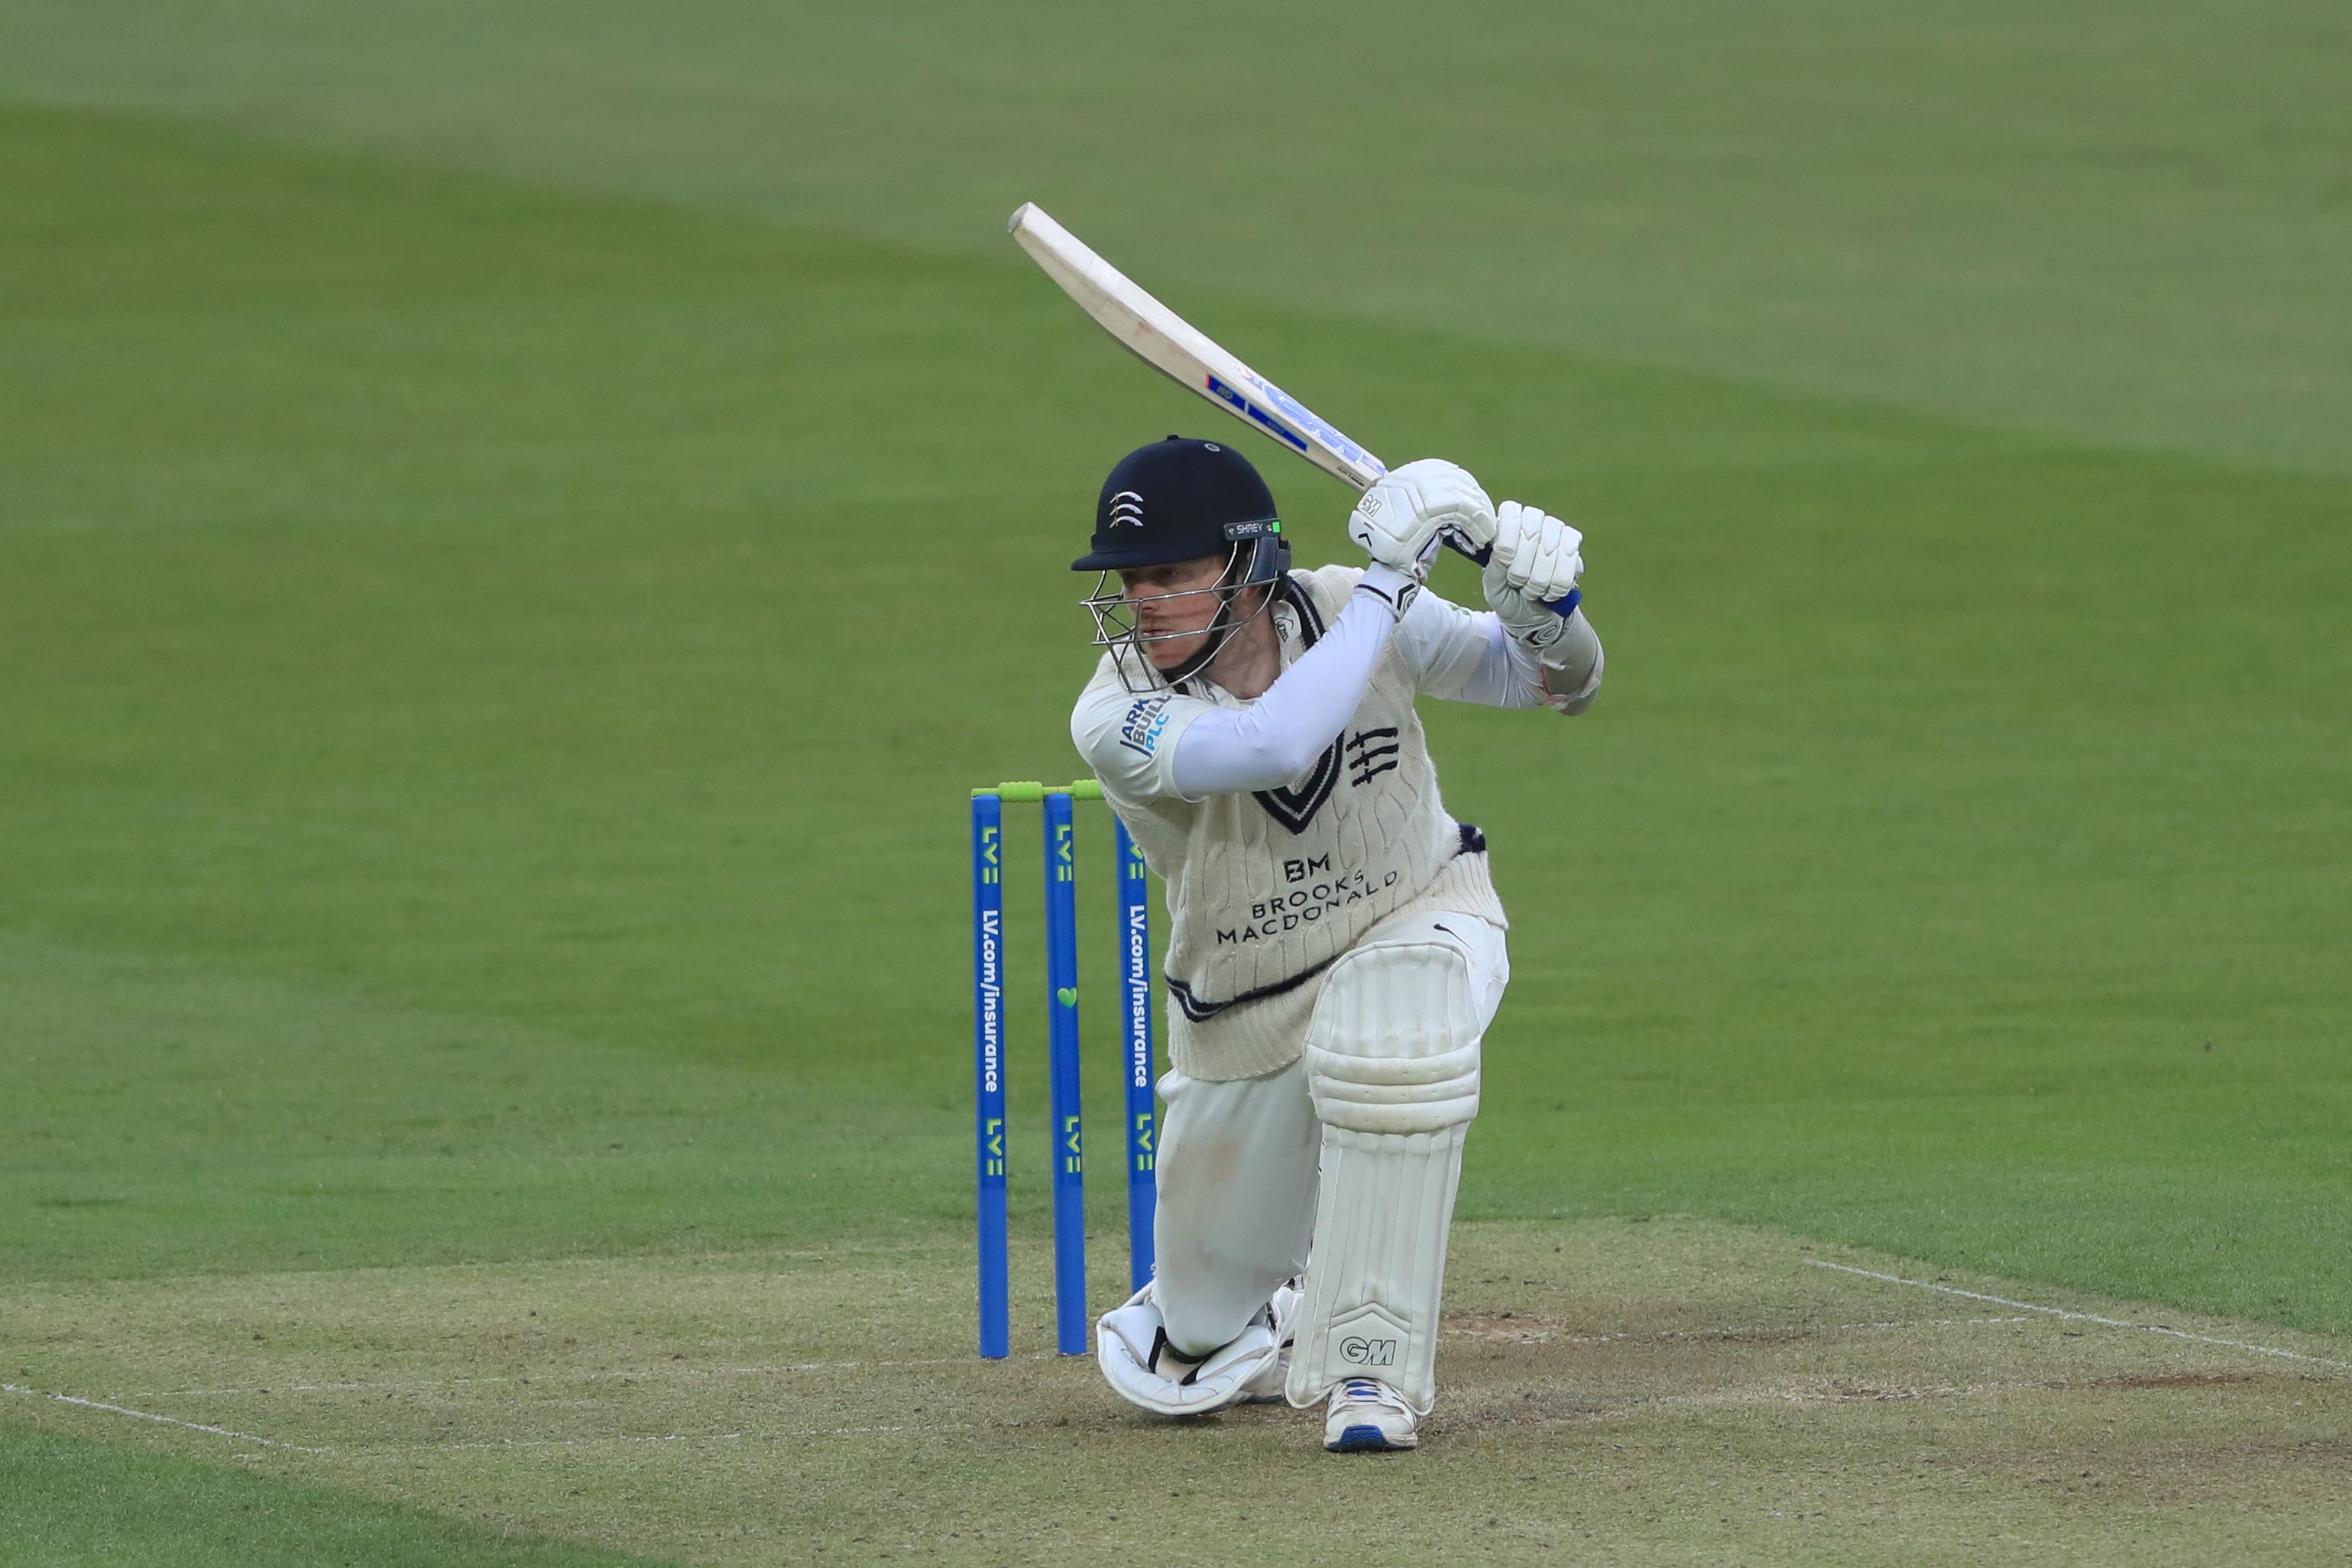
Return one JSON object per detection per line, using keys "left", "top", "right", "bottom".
{"left": 1072, "top": 436, "right": 1288, "bottom": 578}
{"left": 1074, "top": 436, "right": 1293, "bottom": 689}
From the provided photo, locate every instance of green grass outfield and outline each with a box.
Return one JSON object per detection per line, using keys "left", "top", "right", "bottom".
{"left": 2, "top": 2, "right": 2348, "bottom": 1560}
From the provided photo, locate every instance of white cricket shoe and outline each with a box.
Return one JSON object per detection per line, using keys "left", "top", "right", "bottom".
{"left": 1323, "top": 1378, "right": 1418, "bottom": 1452}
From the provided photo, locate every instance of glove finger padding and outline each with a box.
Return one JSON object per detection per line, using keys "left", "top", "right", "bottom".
{"left": 1491, "top": 501, "right": 1583, "bottom": 601}
{"left": 1097, "top": 1282, "right": 1294, "bottom": 1417}
{"left": 1483, "top": 500, "right": 1521, "bottom": 569}
{"left": 1348, "top": 458, "right": 1494, "bottom": 576}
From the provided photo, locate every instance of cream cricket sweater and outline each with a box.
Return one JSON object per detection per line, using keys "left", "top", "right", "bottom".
{"left": 1071, "top": 566, "right": 1509, "bottom": 1082}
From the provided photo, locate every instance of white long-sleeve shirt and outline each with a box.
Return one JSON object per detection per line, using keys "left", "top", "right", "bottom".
{"left": 1165, "top": 569, "right": 1583, "bottom": 797}
{"left": 1074, "top": 564, "right": 1584, "bottom": 1079}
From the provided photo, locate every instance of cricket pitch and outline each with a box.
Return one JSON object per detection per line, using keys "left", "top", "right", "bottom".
{"left": 6, "top": 1216, "right": 2346, "bottom": 1564}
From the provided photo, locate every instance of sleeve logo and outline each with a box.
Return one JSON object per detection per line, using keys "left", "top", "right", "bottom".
{"left": 1117, "top": 696, "right": 1174, "bottom": 756}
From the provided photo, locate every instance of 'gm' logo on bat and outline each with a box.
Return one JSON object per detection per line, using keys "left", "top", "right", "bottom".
{"left": 1340, "top": 1336, "right": 1398, "bottom": 1367}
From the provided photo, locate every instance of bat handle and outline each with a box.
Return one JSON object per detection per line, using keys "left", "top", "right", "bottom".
{"left": 1450, "top": 536, "right": 1581, "bottom": 618}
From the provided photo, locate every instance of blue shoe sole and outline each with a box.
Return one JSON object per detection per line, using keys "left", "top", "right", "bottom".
{"left": 1327, "top": 1423, "right": 1404, "bottom": 1453}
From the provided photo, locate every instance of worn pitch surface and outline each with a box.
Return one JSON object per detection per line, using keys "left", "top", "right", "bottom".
{"left": 10, "top": 1219, "right": 2347, "bottom": 1564}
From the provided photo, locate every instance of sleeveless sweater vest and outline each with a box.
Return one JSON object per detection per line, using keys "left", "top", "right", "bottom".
{"left": 1110, "top": 567, "right": 1508, "bottom": 1081}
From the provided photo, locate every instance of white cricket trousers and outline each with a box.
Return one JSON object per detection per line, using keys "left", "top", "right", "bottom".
{"left": 1150, "top": 909, "right": 1509, "bottom": 1356}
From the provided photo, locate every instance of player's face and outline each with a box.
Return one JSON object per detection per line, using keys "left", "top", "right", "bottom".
{"left": 1119, "top": 555, "right": 1233, "bottom": 669}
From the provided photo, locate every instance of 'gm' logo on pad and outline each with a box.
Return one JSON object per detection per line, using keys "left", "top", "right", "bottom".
{"left": 1340, "top": 1336, "right": 1398, "bottom": 1367}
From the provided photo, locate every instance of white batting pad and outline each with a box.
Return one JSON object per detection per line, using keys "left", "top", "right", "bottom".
{"left": 1097, "top": 1282, "right": 1292, "bottom": 1417}
{"left": 1285, "top": 1123, "right": 1467, "bottom": 1412}
{"left": 1302, "top": 937, "right": 1481, "bottom": 1136}
{"left": 1286, "top": 935, "right": 1486, "bottom": 1413}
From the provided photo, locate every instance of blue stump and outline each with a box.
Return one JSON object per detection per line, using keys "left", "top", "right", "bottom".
{"left": 970, "top": 792, "right": 1009, "bottom": 1359}
{"left": 1115, "top": 818, "right": 1158, "bottom": 1292}
{"left": 1042, "top": 790, "right": 1087, "bottom": 1355}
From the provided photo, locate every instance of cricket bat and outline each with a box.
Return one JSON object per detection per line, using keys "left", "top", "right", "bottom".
{"left": 1007, "top": 202, "right": 1576, "bottom": 615}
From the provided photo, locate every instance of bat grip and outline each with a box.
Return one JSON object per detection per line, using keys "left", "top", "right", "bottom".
{"left": 1450, "top": 536, "right": 1580, "bottom": 617}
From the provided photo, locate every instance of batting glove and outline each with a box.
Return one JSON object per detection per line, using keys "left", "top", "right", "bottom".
{"left": 1483, "top": 501, "right": 1586, "bottom": 648}
{"left": 1347, "top": 458, "right": 1495, "bottom": 580}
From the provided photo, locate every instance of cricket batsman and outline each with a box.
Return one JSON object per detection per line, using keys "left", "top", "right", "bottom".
{"left": 1069, "top": 435, "right": 1602, "bottom": 1451}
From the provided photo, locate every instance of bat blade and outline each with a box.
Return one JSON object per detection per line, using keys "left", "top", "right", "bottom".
{"left": 1008, "top": 202, "right": 1385, "bottom": 491}
{"left": 1008, "top": 202, "right": 1578, "bottom": 617}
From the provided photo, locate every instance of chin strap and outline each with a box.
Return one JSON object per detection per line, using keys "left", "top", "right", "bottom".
{"left": 1158, "top": 594, "right": 1240, "bottom": 685}
{"left": 1158, "top": 553, "right": 1288, "bottom": 686}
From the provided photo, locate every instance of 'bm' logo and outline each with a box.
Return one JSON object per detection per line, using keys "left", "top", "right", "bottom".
{"left": 1340, "top": 1336, "right": 1398, "bottom": 1367}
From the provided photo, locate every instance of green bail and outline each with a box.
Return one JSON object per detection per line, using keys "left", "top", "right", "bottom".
{"left": 971, "top": 779, "right": 1102, "bottom": 802}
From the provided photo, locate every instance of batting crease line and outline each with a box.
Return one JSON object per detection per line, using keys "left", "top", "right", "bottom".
{"left": 5, "top": 1379, "right": 922, "bottom": 1459}
{"left": 306, "top": 1355, "right": 2308, "bottom": 1457}
{"left": 421, "top": 1424, "right": 917, "bottom": 1453}
{"left": 1807, "top": 1262, "right": 2351, "bottom": 1371}
{"left": 23, "top": 1352, "right": 2299, "bottom": 1463}
{"left": 347, "top": 1378, "right": 2062, "bottom": 1455}
{"left": 126, "top": 1354, "right": 1055, "bottom": 1401}
{"left": 1447, "top": 1375, "right": 2078, "bottom": 1437}
{"left": 1444, "top": 1315, "right": 2034, "bottom": 1345}
{"left": 48, "top": 1274, "right": 2338, "bottom": 1462}
{"left": 128, "top": 1319, "right": 2043, "bottom": 1400}
{"left": 2, "top": 1381, "right": 329, "bottom": 1453}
